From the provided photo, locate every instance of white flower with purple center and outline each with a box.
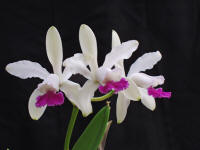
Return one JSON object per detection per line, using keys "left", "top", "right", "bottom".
{"left": 63, "top": 24, "right": 139, "bottom": 108}
{"left": 5, "top": 26, "right": 83, "bottom": 120}
{"left": 111, "top": 31, "right": 171, "bottom": 123}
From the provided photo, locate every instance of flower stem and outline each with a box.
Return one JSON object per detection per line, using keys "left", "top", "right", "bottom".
{"left": 64, "top": 105, "right": 79, "bottom": 150}
{"left": 91, "top": 90, "right": 115, "bottom": 102}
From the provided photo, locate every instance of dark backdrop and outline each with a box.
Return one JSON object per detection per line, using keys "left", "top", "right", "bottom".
{"left": 1, "top": 0, "right": 200, "bottom": 150}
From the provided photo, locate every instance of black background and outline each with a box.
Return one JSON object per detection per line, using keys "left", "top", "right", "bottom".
{"left": 1, "top": 0, "right": 200, "bottom": 150}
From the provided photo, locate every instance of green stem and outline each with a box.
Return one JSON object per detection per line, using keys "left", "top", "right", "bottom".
{"left": 64, "top": 105, "right": 79, "bottom": 150}
{"left": 91, "top": 90, "right": 115, "bottom": 102}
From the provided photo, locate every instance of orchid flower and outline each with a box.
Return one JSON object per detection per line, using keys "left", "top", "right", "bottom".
{"left": 63, "top": 24, "right": 140, "bottom": 110}
{"left": 111, "top": 31, "right": 171, "bottom": 123}
{"left": 5, "top": 26, "right": 83, "bottom": 120}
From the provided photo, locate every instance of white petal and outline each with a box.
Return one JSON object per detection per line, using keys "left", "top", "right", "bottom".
{"left": 116, "top": 93, "right": 130, "bottom": 124}
{"left": 103, "top": 40, "right": 139, "bottom": 69}
{"left": 38, "top": 74, "right": 59, "bottom": 93}
{"left": 105, "top": 67, "right": 123, "bottom": 82}
{"left": 140, "top": 88, "right": 156, "bottom": 111}
{"left": 96, "top": 67, "right": 123, "bottom": 84}
{"left": 5, "top": 60, "right": 50, "bottom": 80}
{"left": 62, "top": 68, "right": 72, "bottom": 81}
{"left": 28, "top": 89, "right": 47, "bottom": 120}
{"left": 60, "top": 80, "right": 98, "bottom": 116}
{"left": 112, "top": 30, "right": 125, "bottom": 76}
{"left": 95, "top": 67, "right": 109, "bottom": 83}
{"left": 131, "top": 73, "right": 165, "bottom": 88}
{"left": 60, "top": 80, "right": 81, "bottom": 102}
{"left": 112, "top": 30, "right": 121, "bottom": 48}
{"left": 128, "top": 51, "right": 162, "bottom": 77}
{"left": 46, "top": 26, "right": 63, "bottom": 77}
{"left": 61, "top": 80, "right": 98, "bottom": 117}
{"left": 63, "top": 53, "right": 92, "bottom": 80}
{"left": 79, "top": 80, "right": 99, "bottom": 116}
{"left": 79, "top": 24, "right": 98, "bottom": 74}
{"left": 123, "top": 78, "right": 141, "bottom": 101}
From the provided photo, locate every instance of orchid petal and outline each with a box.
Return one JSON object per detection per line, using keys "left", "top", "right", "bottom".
{"left": 128, "top": 51, "right": 162, "bottom": 77}
{"left": 96, "top": 67, "right": 123, "bottom": 84}
{"left": 112, "top": 30, "right": 125, "bottom": 76}
{"left": 37, "top": 74, "right": 59, "bottom": 93}
{"left": 36, "top": 91, "right": 64, "bottom": 107}
{"left": 5, "top": 60, "right": 50, "bottom": 80}
{"left": 112, "top": 30, "right": 121, "bottom": 48}
{"left": 103, "top": 40, "right": 139, "bottom": 69}
{"left": 79, "top": 24, "right": 98, "bottom": 74}
{"left": 131, "top": 73, "right": 165, "bottom": 88}
{"left": 99, "top": 78, "right": 129, "bottom": 94}
{"left": 28, "top": 89, "right": 47, "bottom": 120}
{"left": 60, "top": 80, "right": 81, "bottom": 103}
{"left": 46, "top": 26, "right": 63, "bottom": 77}
{"left": 148, "top": 87, "right": 171, "bottom": 99}
{"left": 123, "top": 78, "right": 141, "bottom": 101}
{"left": 140, "top": 88, "right": 156, "bottom": 111}
{"left": 62, "top": 68, "right": 72, "bottom": 81}
{"left": 63, "top": 53, "right": 92, "bottom": 80}
{"left": 61, "top": 80, "right": 98, "bottom": 117}
{"left": 116, "top": 93, "right": 130, "bottom": 124}
{"left": 79, "top": 80, "right": 99, "bottom": 116}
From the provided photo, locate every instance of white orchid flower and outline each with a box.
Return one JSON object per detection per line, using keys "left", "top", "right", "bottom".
{"left": 112, "top": 31, "right": 171, "bottom": 123}
{"left": 63, "top": 24, "right": 140, "bottom": 113}
{"left": 5, "top": 26, "right": 82, "bottom": 120}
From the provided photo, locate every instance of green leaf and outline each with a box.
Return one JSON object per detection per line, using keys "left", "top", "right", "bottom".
{"left": 98, "top": 121, "right": 112, "bottom": 150}
{"left": 72, "top": 105, "right": 110, "bottom": 150}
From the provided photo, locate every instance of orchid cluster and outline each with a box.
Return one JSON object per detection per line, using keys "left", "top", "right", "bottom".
{"left": 6, "top": 24, "right": 171, "bottom": 150}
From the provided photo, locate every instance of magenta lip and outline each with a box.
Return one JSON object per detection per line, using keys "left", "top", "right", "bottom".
{"left": 36, "top": 91, "right": 64, "bottom": 107}
{"left": 148, "top": 86, "right": 171, "bottom": 98}
{"left": 99, "top": 78, "right": 129, "bottom": 94}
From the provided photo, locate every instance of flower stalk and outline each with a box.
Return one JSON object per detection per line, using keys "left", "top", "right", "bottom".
{"left": 64, "top": 105, "right": 79, "bottom": 150}
{"left": 91, "top": 90, "right": 115, "bottom": 102}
